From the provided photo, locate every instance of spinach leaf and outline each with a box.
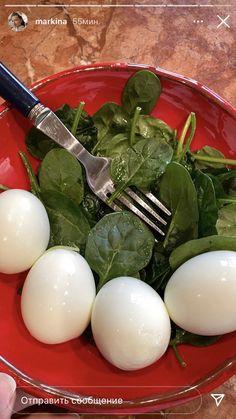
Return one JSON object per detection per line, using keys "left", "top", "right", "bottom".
{"left": 81, "top": 191, "right": 101, "bottom": 227}
{"left": 107, "top": 133, "right": 130, "bottom": 157}
{"left": 170, "top": 328, "right": 220, "bottom": 347}
{"left": 227, "top": 178, "right": 236, "bottom": 197}
{"left": 112, "top": 106, "right": 130, "bottom": 131}
{"left": 26, "top": 127, "right": 61, "bottom": 160}
{"left": 110, "top": 138, "right": 173, "bottom": 197}
{"left": 95, "top": 115, "right": 174, "bottom": 158}
{"left": 39, "top": 149, "right": 84, "bottom": 205}
{"left": 55, "top": 103, "right": 79, "bottom": 126}
{"left": 217, "top": 169, "right": 236, "bottom": 183}
{"left": 208, "top": 174, "right": 227, "bottom": 200}
{"left": 159, "top": 162, "right": 199, "bottom": 252}
{"left": 122, "top": 70, "right": 161, "bottom": 116}
{"left": 216, "top": 203, "right": 236, "bottom": 237}
{"left": 71, "top": 102, "right": 85, "bottom": 136}
{"left": 144, "top": 242, "right": 172, "bottom": 291}
{"left": 26, "top": 104, "right": 97, "bottom": 159}
{"left": 93, "top": 107, "right": 173, "bottom": 158}
{"left": 208, "top": 173, "right": 236, "bottom": 206}
{"left": 95, "top": 132, "right": 130, "bottom": 158}
{"left": 92, "top": 103, "right": 129, "bottom": 153}
{"left": 174, "top": 112, "right": 196, "bottom": 163}
{"left": 19, "top": 151, "right": 41, "bottom": 199}
{"left": 218, "top": 170, "right": 236, "bottom": 197}
{"left": 169, "top": 327, "right": 220, "bottom": 367}
{"left": 130, "top": 272, "right": 141, "bottom": 279}
{"left": 56, "top": 104, "right": 97, "bottom": 151}
{"left": 83, "top": 324, "right": 95, "bottom": 344}
{"left": 170, "top": 235, "right": 236, "bottom": 270}
{"left": 135, "top": 115, "right": 174, "bottom": 143}
{"left": 0, "top": 184, "right": 9, "bottom": 191}
{"left": 85, "top": 212, "right": 155, "bottom": 290}
{"left": 207, "top": 170, "right": 236, "bottom": 208}
{"left": 193, "top": 146, "right": 226, "bottom": 170}
{"left": 194, "top": 170, "right": 218, "bottom": 237}
{"left": 42, "top": 190, "right": 90, "bottom": 249}
{"left": 180, "top": 151, "right": 195, "bottom": 174}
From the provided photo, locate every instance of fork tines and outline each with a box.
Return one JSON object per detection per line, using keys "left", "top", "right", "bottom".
{"left": 107, "top": 187, "right": 171, "bottom": 236}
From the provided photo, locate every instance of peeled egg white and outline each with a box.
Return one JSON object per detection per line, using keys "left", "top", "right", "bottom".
{"left": 164, "top": 251, "right": 236, "bottom": 336}
{"left": 91, "top": 276, "right": 171, "bottom": 371}
{"left": 21, "top": 249, "right": 96, "bottom": 344}
{"left": 0, "top": 189, "right": 50, "bottom": 274}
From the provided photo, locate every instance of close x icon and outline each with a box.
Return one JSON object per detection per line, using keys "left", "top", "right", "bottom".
{"left": 217, "top": 15, "right": 230, "bottom": 28}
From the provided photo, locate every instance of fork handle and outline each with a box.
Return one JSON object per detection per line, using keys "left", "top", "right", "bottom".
{"left": 0, "top": 62, "right": 39, "bottom": 116}
{"left": 0, "top": 62, "right": 111, "bottom": 182}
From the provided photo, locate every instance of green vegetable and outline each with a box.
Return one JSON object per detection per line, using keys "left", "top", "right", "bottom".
{"left": 26, "top": 127, "right": 61, "bottom": 160}
{"left": 131, "top": 272, "right": 141, "bottom": 279}
{"left": 26, "top": 104, "right": 97, "bottom": 159}
{"left": 170, "top": 328, "right": 219, "bottom": 367}
{"left": 17, "top": 284, "right": 23, "bottom": 296}
{"left": 160, "top": 162, "right": 199, "bottom": 252}
{"left": 135, "top": 115, "right": 174, "bottom": 143}
{"left": 42, "top": 190, "right": 90, "bottom": 249}
{"left": 227, "top": 178, "right": 236, "bottom": 197}
{"left": 39, "top": 149, "right": 84, "bottom": 205}
{"left": 81, "top": 191, "right": 101, "bottom": 227}
{"left": 218, "top": 170, "right": 236, "bottom": 197}
{"left": 0, "top": 184, "right": 10, "bottom": 191}
{"left": 46, "top": 245, "right": 80, "bottom": 253}
{"left": 85, "top": 212, "right": 155, "bottom": 290}
{"left": 93, "top": 103, "right": 129, "bottom": 138}
{"left": 217, "top": 169, "right": 236, "bottom": 183}
{"left": 194, "top": 170, "right": 218, "bottom": 237}
{"left": 170, "top": 235, "right": 236, "bottom": 270}
{"left": 92, "top": 102, "right": 174, "bottom": 158}
{"left": 130, "top": 106, "right": 141, "bottom": 147}
{"left": 71, "top": 102, "right": 85, "bottom": 136}
{"left": 94, "top": 132, "right": 130, "bottom": 158}
{"left": 216, "top": 203, "right": 236, "bottom": 237}
{"left": 56, "top": 104, "right": 97, "bottom": 151}
{"left": 92, "top": 103, "right": 129, "bottom": 153}
{"left": 170, "top": 328, "right": 220, "bottom": 347}
{"left": 175, "top": 112, "right": 196, "bottom": 162}
{"left": 193, "top": 146, "right": 236, "bottom": 169}
{"left": 122, "top": 70, "right": 161, "bottom": 116}
{"left": 110, "top": 138, "right": 173, "bottom": 202}
{"left": 206, "top": 173, "right": 236, "bottom": 206}
{"left": 19, "top": 151, "right": 41, "bottom": 199}
{"left": 144, "top": 242, "right": 171, "bottom": 291}
{"left": 208, "top": 174, "right": 227, "bottom": 200}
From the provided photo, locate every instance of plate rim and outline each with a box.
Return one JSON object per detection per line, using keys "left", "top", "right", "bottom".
{"left": 1, "top": 62, "right": 236, "bottom": 118}
{"left": 1, "top": 354, "right": 236, "bottom": 413}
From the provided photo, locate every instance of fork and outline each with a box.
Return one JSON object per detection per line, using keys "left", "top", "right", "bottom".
{"left": 0, "top": 62, "right": 171, "bottom": 236}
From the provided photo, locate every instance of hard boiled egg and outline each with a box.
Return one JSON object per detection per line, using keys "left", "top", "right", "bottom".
{"left": 164, "top": 251, "right": 236, "bottom": 336}
{"left": 21, "top": 248, "right": 96, "bottom": 344}
{"left": 91, "top": 276, "right": 171, "bottom": 371}
{"left": 0, "top": 189, "right": 50, "bottom": 274}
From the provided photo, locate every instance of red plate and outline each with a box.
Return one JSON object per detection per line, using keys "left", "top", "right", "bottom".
{"left": 0, "top": 63, "right": 236, "bottom": 414}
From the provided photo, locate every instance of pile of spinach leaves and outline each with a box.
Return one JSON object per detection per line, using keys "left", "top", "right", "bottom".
{"left": 15, "top": 70, "right": 236, "bottom": 367}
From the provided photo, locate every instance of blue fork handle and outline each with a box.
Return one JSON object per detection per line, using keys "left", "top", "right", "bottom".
{"left": 0, "top": 62, "right": 40, "bottom": 117}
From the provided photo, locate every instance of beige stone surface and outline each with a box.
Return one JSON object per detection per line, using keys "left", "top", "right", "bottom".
{"left": 1, "top": 1, "right": 236, "bottom": 417}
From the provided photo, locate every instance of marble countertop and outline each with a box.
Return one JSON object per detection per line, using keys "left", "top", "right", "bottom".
{"left": 0, "top": 0, "right": 236, "bottom": 106}
{"left": 1, "top": 0, "right": 236, "bottom": 418}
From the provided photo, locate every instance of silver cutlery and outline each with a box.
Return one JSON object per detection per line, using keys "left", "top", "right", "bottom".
{"left": 0, "top": 62, "right": 171, "bottom": 236}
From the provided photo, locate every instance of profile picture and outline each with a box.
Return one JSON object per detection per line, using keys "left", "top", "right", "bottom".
{"left": 8, "top": 11, "right": 28, "bottom": 32}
